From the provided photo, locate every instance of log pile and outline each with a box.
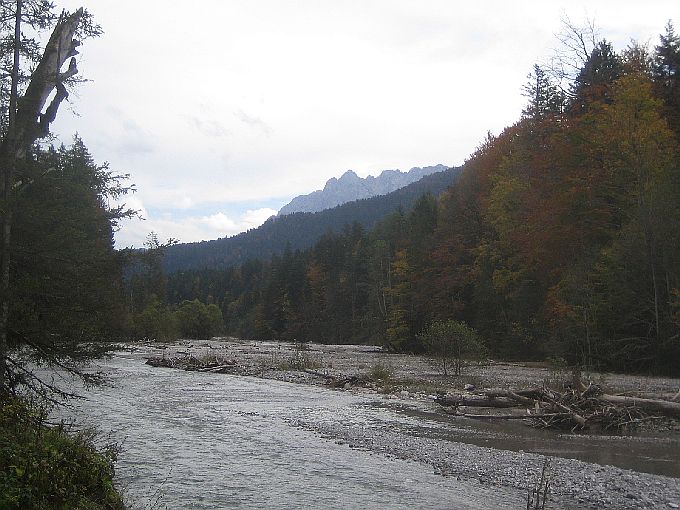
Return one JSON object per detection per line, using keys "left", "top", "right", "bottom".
{"left": 435, "top": 383, "right": 680, "bottom": 431}
{"left": 145, "top": 355, "right": 237, "bottom": 374}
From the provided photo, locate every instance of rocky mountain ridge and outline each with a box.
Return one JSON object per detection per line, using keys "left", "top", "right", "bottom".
{"left": 278, "top": 164, "right": 447, "bottom": 215}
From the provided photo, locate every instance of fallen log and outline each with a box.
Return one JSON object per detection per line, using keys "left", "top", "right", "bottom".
{"left": 599, "top": 394, "right": 680, "bottom": 419}
{"left": 197, "top": 363, "right": 237, "bottom": 373}
{"left": 474, "top": 388, "right": 538, "bottom": 407}
{"left": 618, "top": 391, "right": 680, "bottom": 402}
{"left": 436, "top": 383, "right": 680, "bottom": 431}
{"left": 302, "top": 368, "right": 362, "bottom": 388}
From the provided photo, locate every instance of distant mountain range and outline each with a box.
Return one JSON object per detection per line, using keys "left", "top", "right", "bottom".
{"left": 278, "top": 164, "right": 448, "bottom": 215}
{"left": 163, "top": 165, "right": 462, "bottom": 273}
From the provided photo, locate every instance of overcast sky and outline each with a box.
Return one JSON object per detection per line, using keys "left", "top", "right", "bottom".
{"left": 51, "top": 1, "right": 676, "bottom": 248}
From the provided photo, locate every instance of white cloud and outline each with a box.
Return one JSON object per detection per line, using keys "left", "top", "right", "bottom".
{"left": 114, "top": 205, "right": 278, "bottom": 248}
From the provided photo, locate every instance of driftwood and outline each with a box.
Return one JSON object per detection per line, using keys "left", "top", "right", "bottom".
{"left": 436, "top": 383, "right": 679, "bottom": 431}
{"left": 303, "top": 368, "right": 331, "bottom": 379}
{"left": 452, "top": 412, "right": 568, "bottom": 421}
{"left": 146, "top": 356, "right": 237, "bottom": 373}
{"left": 197, "top": 363, "right": 237, "bottom": 373}
{"left": 619, "top": 390, "right": 680, "bottom": 401}
{"left": 599, "top": 394, "right": 680, "bottom": 419}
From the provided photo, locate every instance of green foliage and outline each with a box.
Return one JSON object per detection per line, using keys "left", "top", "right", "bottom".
{"left": 6, "top": 139, "right": 134, "bottom": 392}
{"left": 174, "top": 299, "right": 223, "bottom": 339}
{"left": 132, "top": 298, "right": 178, "bottom": 341}
{"left": 0, "top": 396, "right": 124, "bottom": 510}
{"left": 419, "top": 320, "right": 487, "bottom": 376}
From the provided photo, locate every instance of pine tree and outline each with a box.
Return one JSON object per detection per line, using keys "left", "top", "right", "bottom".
{"left": 652, "top": 21, "right": 680, "bottom": 134}
{"left": 8, "top": 138, "right": 134, "bottom": 392}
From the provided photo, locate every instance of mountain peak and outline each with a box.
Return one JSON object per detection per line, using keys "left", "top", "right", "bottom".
{"left": 278, "top": 164, "right": 447, "bottom": 216}
{"left": 340, "top": 169, "right": 359, "bottom": 179}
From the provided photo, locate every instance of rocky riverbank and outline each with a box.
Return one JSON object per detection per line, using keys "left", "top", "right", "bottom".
{"left": 134, "top": 338, "right": 680, "bottom": 509}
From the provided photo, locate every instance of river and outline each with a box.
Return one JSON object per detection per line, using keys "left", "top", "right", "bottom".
{"left": 58, "top": 350, "right": 680, "bottom": 509}
{"left": 62, "top": 351, "right": 526, "bottom": 509}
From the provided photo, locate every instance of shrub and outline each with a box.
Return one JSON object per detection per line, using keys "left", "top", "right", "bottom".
{"left": 419, "top": 320, "right": 487, "bottom": 376}
{"left": 0, "top": 395, "right": 124, "bottom": 510}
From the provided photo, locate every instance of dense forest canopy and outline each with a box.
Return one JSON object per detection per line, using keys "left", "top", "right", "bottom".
{"left": 131, "top": 22, "right": 680, "bottom": 375}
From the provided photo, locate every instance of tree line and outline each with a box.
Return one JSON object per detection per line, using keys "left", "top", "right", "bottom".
{"left": 138, "top": 22, "right": 680, "bottom": 375}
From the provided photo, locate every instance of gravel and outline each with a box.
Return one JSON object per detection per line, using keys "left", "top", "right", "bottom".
{"left": 288, "top": 418, "right": 680, "bottom": 510}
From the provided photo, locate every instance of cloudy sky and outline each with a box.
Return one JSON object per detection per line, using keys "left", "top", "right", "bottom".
{"left": 51, "top": 1, "right": 676, "bottom": 247}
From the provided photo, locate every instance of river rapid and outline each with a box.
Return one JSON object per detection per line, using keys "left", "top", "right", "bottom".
{"left": 58, "top": 349, "right": 680, "bottom": 509}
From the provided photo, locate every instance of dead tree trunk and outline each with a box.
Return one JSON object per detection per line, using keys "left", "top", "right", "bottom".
{"left": 0, "top": 8, "right": 84, "bottom": 387}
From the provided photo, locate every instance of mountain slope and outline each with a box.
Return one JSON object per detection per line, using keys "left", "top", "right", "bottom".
{"left": 278, "top": 164, "right": 447, "bottom": 215}
{"left": 163, "top": 165, "right": 462, "bottom": 272}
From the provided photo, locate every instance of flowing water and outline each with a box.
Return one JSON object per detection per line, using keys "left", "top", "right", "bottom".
{"left": 58, "top": 351, "right": 679, "bottom": 509}
{"left": 62, "top": 352, "right": 524, "bottom": 509}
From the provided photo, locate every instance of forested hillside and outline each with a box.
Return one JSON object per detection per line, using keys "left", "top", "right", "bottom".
{"left": 138, "top": 24, "right": 680, "bottom": 375}
{"left": 162, "top": 165, "right": 461, "bottom": 272}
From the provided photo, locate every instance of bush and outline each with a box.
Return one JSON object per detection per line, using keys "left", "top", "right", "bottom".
{"left": 0, "top": 395, "right": 124, "bottom": 510}
{"left": 419, "top": 320, "right": 487, "bottom": 376}
{"left": 133, "top": 298, "right": 178, "bottom": 341}
{"left": 368, "top": 362, "right": 393, "bottom": 381}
